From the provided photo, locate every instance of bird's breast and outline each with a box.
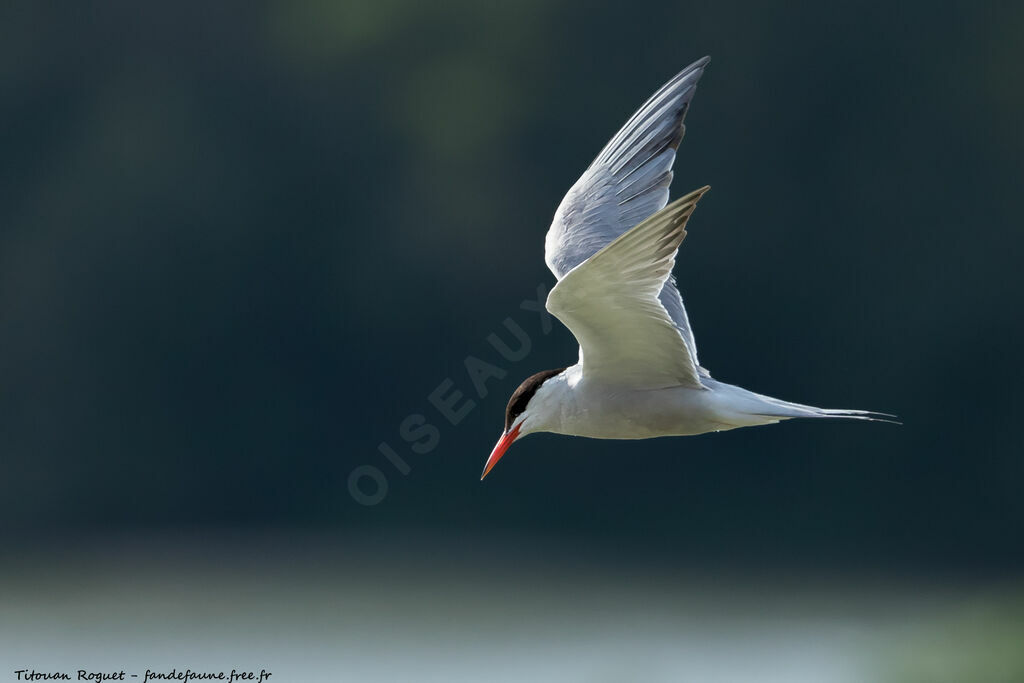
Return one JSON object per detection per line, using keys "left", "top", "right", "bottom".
{"left": 555, "top": 382, "right": 726, "bottom": 439}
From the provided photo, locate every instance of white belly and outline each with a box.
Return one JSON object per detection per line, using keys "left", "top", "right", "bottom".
{"left": 554, "top": 382, "right": 744, "bottom": 439}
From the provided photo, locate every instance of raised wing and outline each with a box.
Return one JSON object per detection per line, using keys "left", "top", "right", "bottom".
{"left": 546, "top": 187, "right": 709, "bottom": 390}
{"left": 544, "top": 56, "right": 710, "bottom": 367}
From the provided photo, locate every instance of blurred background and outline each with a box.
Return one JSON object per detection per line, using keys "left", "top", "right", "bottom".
{"left": 2, "top": 1, "right": 1022, "bottom": 681}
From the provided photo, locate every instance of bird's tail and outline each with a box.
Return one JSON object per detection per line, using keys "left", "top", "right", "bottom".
{"left": 752, "top": 399, "right": 900, "bottom": 424}
{"left": 706, "top": 379, "right": 899, "bottom": 426}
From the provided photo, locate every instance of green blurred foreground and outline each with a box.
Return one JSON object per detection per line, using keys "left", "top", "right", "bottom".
{"left": 2, "top": 535, "right": 1023, "bottom": 683}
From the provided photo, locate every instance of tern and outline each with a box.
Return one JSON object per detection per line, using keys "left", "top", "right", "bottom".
{"left": 481, "top": 56, "right": 892, "bottom": 480}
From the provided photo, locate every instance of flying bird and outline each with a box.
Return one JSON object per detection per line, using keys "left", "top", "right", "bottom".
{"left": 481, "top": 56, "right": 892, "bottom": 480}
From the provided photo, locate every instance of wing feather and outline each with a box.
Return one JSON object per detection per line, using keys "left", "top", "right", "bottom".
{"left": 544, "top": 56, "right": 710, "bottom": 369}
{"left": 546, "top": 187, "right": 710, "bottom": 389}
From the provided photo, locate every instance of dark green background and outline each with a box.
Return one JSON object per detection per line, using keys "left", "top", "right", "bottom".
{"left": 3, "top": 2, "right": 1021, "bottom": 572}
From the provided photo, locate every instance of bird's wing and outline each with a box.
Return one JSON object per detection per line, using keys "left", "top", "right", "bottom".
{"left": 546, "top": 187, "right": 709, "bottom": 390}
{"left": 544, "top": 56, "right": 710, "bottom": 369}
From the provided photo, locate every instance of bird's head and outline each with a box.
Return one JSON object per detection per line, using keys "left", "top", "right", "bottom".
{"left": 480, "top": 367, "right": 567, "bottom": 480}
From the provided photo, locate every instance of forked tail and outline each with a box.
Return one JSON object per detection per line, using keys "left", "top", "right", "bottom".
{"left": 756, "top": 401, "right": 900, "bottom": 424}
{"left": 707, "top": 379, "right": 899, "bottom": 426}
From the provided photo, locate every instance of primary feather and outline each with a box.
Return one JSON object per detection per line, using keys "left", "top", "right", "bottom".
{"left": 544, "top": 56, "right": 710, "bottom": 368}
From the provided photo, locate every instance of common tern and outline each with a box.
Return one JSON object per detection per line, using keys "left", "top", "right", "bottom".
{"left": 482, "top": 56, "right": 892, "bottom": 480}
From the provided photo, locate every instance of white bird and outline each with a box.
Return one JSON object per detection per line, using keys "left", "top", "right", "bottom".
{"left": 481, "top": 56, "right": 892, "bottom": 480}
